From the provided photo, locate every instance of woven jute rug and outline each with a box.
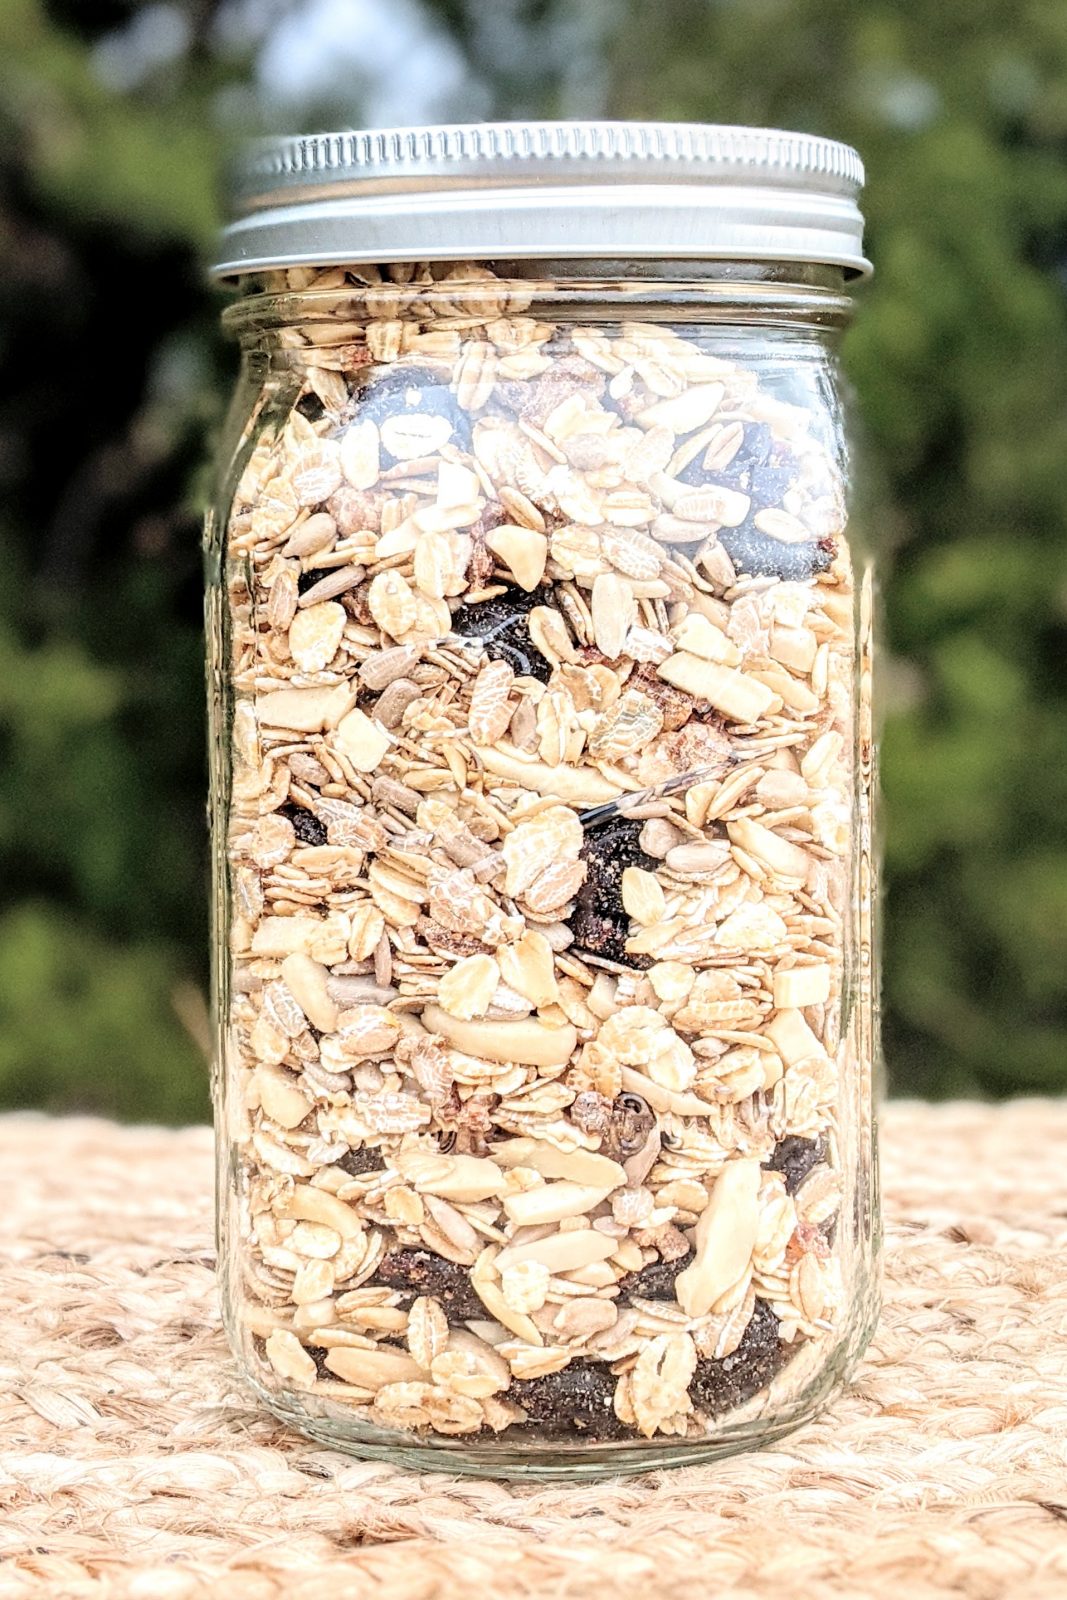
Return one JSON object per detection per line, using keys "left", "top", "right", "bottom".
{"left": 2, "top": 1101, "right": 1066, "bottom": 1600}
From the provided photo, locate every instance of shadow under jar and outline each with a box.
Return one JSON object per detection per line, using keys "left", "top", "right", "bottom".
{"left": 206, "top": 122, "right": 881, "bottom": 1479}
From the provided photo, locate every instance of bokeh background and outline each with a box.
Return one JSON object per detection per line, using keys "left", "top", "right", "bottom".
{"left": 2, "top": 0, "right": 1066, "bottom": 1121}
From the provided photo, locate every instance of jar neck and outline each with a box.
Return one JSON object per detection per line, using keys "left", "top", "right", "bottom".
{"left": 222, "top": 259, "right": 853, "bottom": 352}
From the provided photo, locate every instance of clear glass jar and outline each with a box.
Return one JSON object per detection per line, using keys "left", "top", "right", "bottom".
{"left": 206, "top": 125, "right": 880, "bottom": 1478}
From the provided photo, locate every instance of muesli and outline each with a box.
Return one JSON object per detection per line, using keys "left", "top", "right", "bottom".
{"left": 222, "top": 263, "right": 853, "bottom": 1445}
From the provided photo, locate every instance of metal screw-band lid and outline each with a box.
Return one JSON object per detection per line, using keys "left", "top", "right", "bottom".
{"left": 213, "top": 120, "right": 868, "bottom": 279}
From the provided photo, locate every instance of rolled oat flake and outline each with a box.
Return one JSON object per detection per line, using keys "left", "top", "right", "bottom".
{"left": 206, "top": 121, "right": 880, "bottom": 1478}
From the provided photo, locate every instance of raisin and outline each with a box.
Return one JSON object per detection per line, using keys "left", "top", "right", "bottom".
{"left": 376, "top": 1249, "right": 485, "bottom": 1320}
{"left": 295, "top": 392, "right": 327, "bottom": 424}
{"left": 511, "top": 1363, "right": 632, "bottom": 1440}
{"left": 310, "top": 1344, "right": 333, "bottom": 1380}
{"left": 718, "top": 524, "right": 833, "bottom": 582}
{"left": 571, "top": 816, "right": 657, "bottom": 966}
{"left": 763, "top": 1135, "right": 826, "bottom": 1195}
{"left": 619, "top": 1254, "right": 691, "bottom": 1301}
{"left": 689, "top": 1299, "right": 785, "bottom": 1415}
{"left": 352, "top": 364, "right": 471, "bottom": 451}
{"left": 336, "top": 1144, "right": 385, "bottom": 1176}
{"left": 678, "top": 421, "right": 796, "bottom": 499}
{"left": 495, "top": 352, "right": 606, "bottom": 427}
{"left": 450, "top": 583, "right": 558, "bottom": 683}
{"left": 280, "top": 802, "right": 328, "bottom": 848}
{"left": 296, "top": 567, "right": 330, "bottom": 596}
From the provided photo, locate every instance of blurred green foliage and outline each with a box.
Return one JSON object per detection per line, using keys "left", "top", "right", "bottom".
{"left": 1, "top": 0, "right": 1065, "bottom": 1119}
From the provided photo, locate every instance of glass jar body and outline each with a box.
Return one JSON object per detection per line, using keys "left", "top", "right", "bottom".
{"left": 206, "top": 261, "right": 880, "bottom": 1478}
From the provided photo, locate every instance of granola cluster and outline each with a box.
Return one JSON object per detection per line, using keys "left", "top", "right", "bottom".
{"left": 220, "top": 262, "right": 854, "bottom": 1447}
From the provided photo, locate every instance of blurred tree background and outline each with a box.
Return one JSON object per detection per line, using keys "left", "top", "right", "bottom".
{"left": 1, "top": 0, "right": 1066, "bottom": 1119}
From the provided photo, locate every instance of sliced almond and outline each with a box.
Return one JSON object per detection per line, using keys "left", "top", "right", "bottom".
{"left": 490, "top": 1139, "right": 626, "bottom": 1189}
{"left": 494, "top": 1229, "right": 618, "bottom": 1275}
{"left": 502, "top": 1181, "right": 613, "bottom": 1227}
{"left": 727, "top": 817, "right": 812, "bottom": 880}
{"left": 256, "top": 683, "right": 356, "bottom": 733}
{"left": 422, "top": 1005, "right": 577, "bottom": 1068}
{"left": 674, "top": 1159, "right": 761, "bottom": 1318}
{"left": 658, "top": 653, "right": 776, "bottom": 724}
{"left": 280, "top": 953, "right": 339, "bottom": 1033}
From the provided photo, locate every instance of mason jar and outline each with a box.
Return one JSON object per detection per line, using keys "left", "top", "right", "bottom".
{"left": 206, "top": 121, "right": 880, "bottom": 1478}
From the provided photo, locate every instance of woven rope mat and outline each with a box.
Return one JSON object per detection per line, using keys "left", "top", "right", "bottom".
{"left": 3, "top": 1103, "right": 1067, "bottom": 1600}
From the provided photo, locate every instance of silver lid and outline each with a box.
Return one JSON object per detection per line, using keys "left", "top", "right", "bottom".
{"left": 213, "top": 120, "right": 868, "bottom": 280}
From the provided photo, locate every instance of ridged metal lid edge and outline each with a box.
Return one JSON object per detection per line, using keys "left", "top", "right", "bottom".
{"left": 214, "top": 120, "right": 869, "bottom": 278}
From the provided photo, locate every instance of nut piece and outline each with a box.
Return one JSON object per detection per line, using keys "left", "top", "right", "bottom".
{"left": 486, "top": 524, "right": 548, "bottom": 591}
{"left": 764, "top": 1007, "right": 828, "bottom": 1067}
{"left": 335, "top": 708, "right": 392, "bottom": 771}
{"left": 502, "top": 1181, "right": 614, "bottom": 1226}
{"left": 280, "top": 953, "right": 339, "bottom": 1033}
{"left": 675, "top": 1159, "right": 762, "bottom": 1318}
{"left": 256, "top": 683, "right": 355, "bottom": 733}
{"left": 422, "top": 1006, "right": 577, "bottom": 1069}
{"left": 671, "top": 611, "right": 740, "bottom": 665}
{"left": 494, "top": 1228, "right": 619, "bottom": 1275}
{"left": 772, "top": 963, "right": 832, "bottom": 1009}
{"left": 255, "top": 1064, "right": 311, "bottom": 1130}
{"left": 491, "top": 1139, "right": 625, "bottom": 1189}
{"left": 658, "top": 653, "right": 776, "bottom": 724}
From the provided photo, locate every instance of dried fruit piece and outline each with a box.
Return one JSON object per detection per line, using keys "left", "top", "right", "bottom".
{"left": 571, "top": 817, "right": 658, "bottom": 965}
{"left": 450, "top": 584, "right": 559, "bottom": 683}
{"left": 764, "top": 1136, "right": 826, "bottom": 1195}
{"left": 377, "top": 1250, "right": 486, "bottom": 1320}
{"left": 689, "top": 1300, "right": 784, "bottom": 1415}
{"left": 511, "top": 1364, "right": 631, "bottom": 1440}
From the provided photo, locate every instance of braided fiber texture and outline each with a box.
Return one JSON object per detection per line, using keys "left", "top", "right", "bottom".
{"left": 2, "top": 1102, "right": 1066, "bottom": 1600}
